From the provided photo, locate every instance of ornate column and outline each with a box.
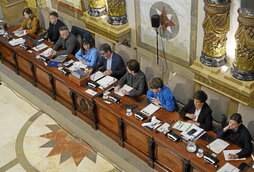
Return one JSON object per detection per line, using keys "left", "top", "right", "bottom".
{"left": 88, "top": 0, "right": 106, "bottom": 17}
{"left": 107, "top": 0, "right": 128, "bottom": 25}
{"left": 231, "top": 3, "right": 254, "bottom": 81}
{"left": 200, "top": 0, "right": 231, "bottom": 67}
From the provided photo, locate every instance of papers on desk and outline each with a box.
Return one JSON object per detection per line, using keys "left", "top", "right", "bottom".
{"left": 32, "top": 43, "right": 48, "bottom": 51}
{"left": 68, "top": 62, "right": 87, "bottom": 72}
{"left": 181, "top": 124, "right": 206, "bottom": 140}
{"left": 223, "top": 149, "right": 246, "bottom": 161}
{"left": 0, "top": 30, "right": 5, "bottom": 35}
{"left": 217, "top": 162, "right": 239, "bottom": 172}
{"left": 96, "top": 75, "right": 116, "bottom": 88}
{"left": 207, "top": 139, "right": 229, "bottom": 154}
{"left": 9, "top": 38, "right": 25, "bottom": 46}
{"left": 172, "top": 121, "right": 192, "bottom": 132}
{"left": 156, "top": 122, "right": 170, "bottom": 133}
{"left": 40, "top": 48, "right": 52, "bottom": 57}
{"left": 85, "top": 89, "right": 97, "bottom": 96}
{"left": 142, "top": 116, "right": 162, "bottom": 131}
{"left": 13, "top": 29, "right": 26, "bottom": 37}
{"left": 114, "top": 84, "right": 133, "bottom": 97}
{"left": 90, "top": 71, "right": 105, "bottom": 81}
{"left": 140, "top": 103, "right": 160, "bottom": 116}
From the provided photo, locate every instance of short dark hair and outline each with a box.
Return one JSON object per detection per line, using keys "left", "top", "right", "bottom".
{"left": 99, "top": 43, "right": 112, "bottom": 53}
{"left": 80, "top": 38, "right": 94, "bottom": 54}
{"left": 148, "top": 77, "right": 164, "bottom": 89}
{"left": 193, "top": 90, "right": 207, "bottom": 103}
{"left": 49, "top": 11, "right": 58, "bottom": 18}
{"left": 230, "top": 113, "right": 242, "bottom": 124}
{"left": 59, "top": 26, "right": 69, "bottom": 32}
{"left": 127, "top": 59, "right": 140, "bottom": 73}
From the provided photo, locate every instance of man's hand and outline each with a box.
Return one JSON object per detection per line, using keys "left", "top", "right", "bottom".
{"left": 104, "top": 70, "right": 112, "bottom": 75}
{"left": 114, "top": 85, "right": 120, "bottom": 92}
{"left": 186, "top": 113, "right": 196, "bottom": 120}
{"left": 121, "top": 89, "right": 128, "bottom": 95}
{"left": 50, "top": 50, "right": 56, "bottom": 56}
{"left": 228, "top": 154, "right": 238, "bottom": 159}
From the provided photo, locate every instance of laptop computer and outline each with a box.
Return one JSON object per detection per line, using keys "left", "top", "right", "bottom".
{"left": 51, "top": 55, "right": 67, "bottom": 63}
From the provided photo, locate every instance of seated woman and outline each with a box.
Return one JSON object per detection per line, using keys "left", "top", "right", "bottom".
{"left": 75, "top": 38, "right": 99, "bottom": 74}
{"left": 217, "top": 113, "right": 252, "bottom": 159}
{"left": 179, "top": 90, "right": 213, "bottom": 131}
{"left": 20, "top": 8, "right": 41, "bottom": 34}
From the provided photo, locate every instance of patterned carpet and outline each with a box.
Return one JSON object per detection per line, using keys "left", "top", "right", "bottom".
{"left": 0, "top": 82, "right": 120, "bottom": 172}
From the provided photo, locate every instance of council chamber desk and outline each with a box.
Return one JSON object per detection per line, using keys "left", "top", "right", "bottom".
{"left": 0, "top": 26, "right": 252, "bottom": 172}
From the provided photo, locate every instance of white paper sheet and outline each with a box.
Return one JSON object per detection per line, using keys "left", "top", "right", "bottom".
{"left": 40, "top": 48, "right": 52, "bottom": 57}
{"left": 207, "top": 139, "right": 229, "bottom": 154}
{"left": 96, "top": 75, "right": 116, "bottom": 88}
{"left": 9, "top": 38, "right": 25, "bottom": 46}
{"left": 114, "top": 84, "right": 133, "bottom": 97}
{"left": 217, "top": 162, "right": 239, "bottom": 172}
{"left": 90, "top": 71, "right": 105, "bottom": 81}
{"left": 85, "top": 89, "right": 97, "bottom": 96}
{"left": 33, "top": 43, "right": 48, "bottom": 51}
{"left": 223, "top": 149, "right": 246, "bottom": 161}
{"left": 141, "top": 103, "right": 160, "bottom": 116}
{"left": 172, "top": 121, "right": 192, "bottom": 132}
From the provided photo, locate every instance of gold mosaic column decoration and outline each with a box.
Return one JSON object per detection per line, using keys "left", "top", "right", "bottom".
{"left": 88, "top": 0, "right": 106, "bottom": 17}
{"left": 231, "top": 9, "right": 254, "bottom": 81}
{"left": 200, "top": 0, "right": 231, "bottom": 67}
{"left": 107, "top": 0, "right": 128, "bottom": 25}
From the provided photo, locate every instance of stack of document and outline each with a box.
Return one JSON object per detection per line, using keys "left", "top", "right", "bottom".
{"left": 114, "top": 84, "right": 133, "bottom": 96}
{"left": 40, "top": 48, "right": 52, "bottom": 57}
{"left": 181, "top": 124, "right": 206, "bottom": 140}
{"left": 142, "top": 116, "right": 162, "bottom": 131}
{"left": 90, "top": 71, "right": 105, "bottom": 81}
{"left": 9, "top": 38, "right": 25, "bottom": 46}
{"left": 33, "top": 43, "right": 48, "bottom": 51}
{"left": 206, "top": 139, "right": 229, "bottom": 154}
{"left": 140, "top": 103, "right": 160, "bottom": 116}
{"left": 96, "top": 75, "right": 116, "bottom": 88}
{"left": 172, "top": 121, "right": 192, "bottom": 132}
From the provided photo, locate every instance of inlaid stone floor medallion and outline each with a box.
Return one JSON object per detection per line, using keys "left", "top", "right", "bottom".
{"left": 0, "top": 83, "right": 119, "bottom": 172}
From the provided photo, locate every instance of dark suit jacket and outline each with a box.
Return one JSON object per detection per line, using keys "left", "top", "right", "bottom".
{"left": 179, "top": 99, "right": 213, "bottom": 131}
{"left": 98, "top": 52, "right": 126, "bottom": 79}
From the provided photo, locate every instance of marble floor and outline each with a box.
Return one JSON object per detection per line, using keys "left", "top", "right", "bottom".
{"left": 0, "top": 82, "right": 120, "bottom": 172}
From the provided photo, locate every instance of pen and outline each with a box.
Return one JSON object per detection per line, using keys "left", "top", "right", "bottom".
{"left": 251, "top": 154, "right": 254, "bottom": 161}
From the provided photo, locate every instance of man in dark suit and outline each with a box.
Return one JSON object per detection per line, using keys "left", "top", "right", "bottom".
{"left": 46, "top": 11, "right": 65, "bottom": 44}
{"left": 98, "top": 43, "right": 126, "bottom": 79}
{"left": 179, "top": 90, "right": 213, "bottom": 131}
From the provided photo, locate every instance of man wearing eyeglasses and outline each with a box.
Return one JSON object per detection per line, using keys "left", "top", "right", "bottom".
{"left": 97, "top": 43, "right": 126, "bottom": 80}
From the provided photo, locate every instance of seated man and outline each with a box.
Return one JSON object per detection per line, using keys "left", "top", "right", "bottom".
{"left": 46, "top": 11, "right": 65, "bottom": 44}
{"left": 179, "top": 90, "right": 213, "bottom": 131}
{"left": 50, "top": 26, "right": 80, "bottom": 56}
{"left": 114, "top": 59, "right": 148, "bottom": 96}
{"left": 217, "top": 113, "right": 252, "bottom": 159}
{"left": 147, "top": 77, "right": 178, "bottom": 112}
{"left": 97, "top": 43, "right": 126, "bottom": 79}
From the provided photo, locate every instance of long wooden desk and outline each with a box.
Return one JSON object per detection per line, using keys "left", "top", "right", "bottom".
{"left": 0, "top": 26, "right": 103, "bottom": 129}
{"left": 0, "top": 26, "right": 252, "bottom": 172}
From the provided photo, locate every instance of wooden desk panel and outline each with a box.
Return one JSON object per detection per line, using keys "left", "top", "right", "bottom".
{"left": 96, "top": 104, "right": 121, "bottom": 143}
{"left": 155, "top": 143, "right": 184, "bottom": 172}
